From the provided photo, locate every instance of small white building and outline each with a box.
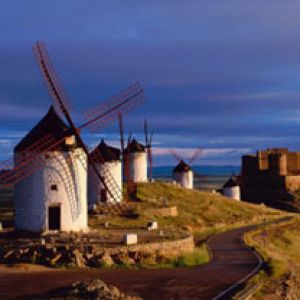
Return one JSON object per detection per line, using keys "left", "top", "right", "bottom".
{"left": 124, "top": 139, "right": 147, "bottom": 183}
{"left": 14, "top": 106, "right": 88, "bottom": 232}
{"left": 223, "top": 177, "right": 241, "bottom": 201}
{"left": 172, "top": 160, "right": 193, "bottom": 189}
{"left": 88, "top": 139, "right": 122, "bottom": 204}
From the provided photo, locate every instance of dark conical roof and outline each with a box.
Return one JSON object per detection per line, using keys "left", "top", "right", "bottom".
{"left": 124, "top": 138, "right": 145, "bottom": 153}
{"left": 14, "top": 106, "right": 80, "bottom": 152}
{"left": 223, "top": 177, "right": 239, "bottom": 188}
{"left": 172, "top": 160, "right": 192, "bottom": 173}
{"left": 90, "top": 139, "right": 121, "bottom": 162}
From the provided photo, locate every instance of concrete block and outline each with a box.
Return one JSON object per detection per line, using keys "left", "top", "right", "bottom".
{"left": 147, "top": 221, "right": 158, "bottom": 231}
{"left": 123, "top": 233, "right": 138, "bottom": 245}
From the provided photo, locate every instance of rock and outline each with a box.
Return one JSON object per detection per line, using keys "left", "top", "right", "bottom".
{"left": 111, "top": 252, "right": 135, "bottom": 266}
{"left": 73, "top": 249, "right": 86, "bottom": 268}
{"left": 100, "top": 252, "right": 114, "bottom": 267}
{"left": 51, "top": 253, "right": 62, "bottom": 265}
{"left": 42, "top": 279, "right": 142, "bottom": 300}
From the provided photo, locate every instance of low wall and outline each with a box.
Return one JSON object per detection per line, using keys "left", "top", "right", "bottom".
{"left": 0, "top": 233, "right": 194, "bottom": 267}
{"left": 145, "top": 205, "right": 178, "bottom": 217}
{"left": 105, "top": 235, "right": 194, "bottom": 258}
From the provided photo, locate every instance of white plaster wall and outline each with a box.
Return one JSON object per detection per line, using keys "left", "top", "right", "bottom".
{"left": 173, "top": 170, "right": 193, "bottom": 189}
{"left": 88, "top": 160, "right": 122, "bottom": 204}
{"left": 223, "top": 186, "right": 241, "bottom": 201}
{"left": 14, "top": 148, "right": 88, "bottom": 232}
{"left": 124, "top": 152, "right": 147, "bottom": 183}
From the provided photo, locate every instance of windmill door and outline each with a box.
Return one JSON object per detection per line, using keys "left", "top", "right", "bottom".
{"left": 48, "top": 206, "right": 61, "bottom": 230}
{"left": 101, "top": 189, "right": 108, "bottom": 203}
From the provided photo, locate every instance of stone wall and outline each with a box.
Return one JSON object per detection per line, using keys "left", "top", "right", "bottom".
{"left": 145, "top": 205, "right": 178, "bottom": 217}
{"left": 285, "top": 176, "right": 300, "bottom": 192}
{"left": 0, "top": 233, "right": 194, "bottom": 267}
{"left": 105, "top": 235, "right": 194, "bottom": 258}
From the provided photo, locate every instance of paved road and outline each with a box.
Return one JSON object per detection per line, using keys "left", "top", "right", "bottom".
{"left": 0, "top": 219, "right": 288, "bottom": 300}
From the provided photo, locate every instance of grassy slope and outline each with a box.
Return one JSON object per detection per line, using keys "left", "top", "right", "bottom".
{"left": 90, "top": 182, "right": 284, "bottom": 242}
{"left": 244, "top": 217, "right": 300, "bottom": 299}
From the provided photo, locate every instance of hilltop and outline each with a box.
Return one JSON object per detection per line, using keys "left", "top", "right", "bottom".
{"left": 90, "top": 182, "right": 285, "bottom": 242}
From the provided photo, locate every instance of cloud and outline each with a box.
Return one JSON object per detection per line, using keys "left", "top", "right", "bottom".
{"left": 1, "top": 1, "right": 300, "bottom": 165}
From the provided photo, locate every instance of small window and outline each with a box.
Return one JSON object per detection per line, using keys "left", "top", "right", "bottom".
{"left": 50, "top": 184, "right": 58, "bottom": 191}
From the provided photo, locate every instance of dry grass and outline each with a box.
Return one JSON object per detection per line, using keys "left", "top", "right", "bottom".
{"left": 90, "top": 182, "right": 284, "bottom": 242}
{"left": 244, "top": 216, "right": 300, "bottom": 299}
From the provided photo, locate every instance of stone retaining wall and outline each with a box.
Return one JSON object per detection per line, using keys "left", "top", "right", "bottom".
{"left": 145, "top": 205, "right": 178, "bottom": 217}
{"left": 0, "top": 234, "right": 194, "bottom": 268}
{"left": 105, "top": 235, "right": 194, "bottom": 257}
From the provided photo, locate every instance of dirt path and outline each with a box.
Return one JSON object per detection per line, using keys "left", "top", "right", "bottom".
{"left": 0, "top": 218, "right": 289, "bottom": 300}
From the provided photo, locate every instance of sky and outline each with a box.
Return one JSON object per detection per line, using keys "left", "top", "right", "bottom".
{"left": 1, "top": 1, "right": 300, "bottom": 166}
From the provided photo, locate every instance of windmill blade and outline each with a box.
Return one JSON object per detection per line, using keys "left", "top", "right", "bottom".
{"left": 33, "top": 41, "right": 72, "bottom": 117}
{"left": 33, "top": 41, "right": 127, "bottom": 213}
{"left": 169, "top": 149, "right": 182, "bottom": 162}
{"left": 149, "top": 131, "right": 154, "bottom": 147}
{"left": 118, "top": 112, "right": 125, "bottom": 153}
{"left": 189, "top": 148, "right": 203, "bottom": 165}
{"left": 80, "top": 81, "right": 144, "bottom": 132}
{"left": 144, "top": 119, "right": 148, "bottom": 147}
{"left": 127, "top": 132, "right": 132, "bottom": 147}
{"left": 147, "top": 145, "right": 153, "bottom": 180}
{"left": 0, "top": 134, "right": 65, "bottom": 186}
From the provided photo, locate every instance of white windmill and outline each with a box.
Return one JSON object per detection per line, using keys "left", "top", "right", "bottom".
{"left": 223, "top": 176, "right": 241, "bottom": 201}
{"left": 88, "top": 139, "right": 122, "bottom": 205}
{"left": 170, "top": 148, "right": 203, "bottom": 189}
{"left": 14, "top": 107, "right": 87, "bottom": 232}
{"left": 4, "top": 41, "right": 145, "bottom": 232}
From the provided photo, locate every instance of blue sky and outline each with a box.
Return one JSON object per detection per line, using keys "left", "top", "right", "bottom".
{"left": 1, "top": 1, "right": 300, "bottom": 165}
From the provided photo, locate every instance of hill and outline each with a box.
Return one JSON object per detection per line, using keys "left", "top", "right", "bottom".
{"left": 90, "top": 182, "right": 284, "bottom": 241}
{"left": 244, "top": 216, "right": 300, "bottom": 299}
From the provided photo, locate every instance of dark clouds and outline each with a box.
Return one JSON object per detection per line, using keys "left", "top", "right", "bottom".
{"left": 1, "top": 1, "right": 300, "bottom": 165}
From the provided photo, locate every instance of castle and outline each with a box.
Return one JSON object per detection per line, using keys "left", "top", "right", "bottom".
{"left": 241, "top": 148, "right": 300, "bottom": 205}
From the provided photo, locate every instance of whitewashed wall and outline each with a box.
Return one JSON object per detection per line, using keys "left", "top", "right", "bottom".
{"left": 14, "top": 148, "right": 88, "bottom": 232}
{"left": 125, "top": 152, "right": 147, "bottom": 183}
{"left": 223, "top": 186, "right": 241, "bottom": 201}
{"left": 173, "top": 170, "right": 193, "bottom": 189}
{"left": 88, "top": 160, "right": 122, "bottom": 204}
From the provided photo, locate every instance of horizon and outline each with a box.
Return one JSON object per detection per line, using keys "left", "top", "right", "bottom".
{"left": 1, "top": 1, "right": 300, "bottom": 166}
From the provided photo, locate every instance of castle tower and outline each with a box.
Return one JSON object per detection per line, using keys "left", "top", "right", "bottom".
{"left": 223, "top": 177, "right": 241, "bottom": 201}
{"left": 124, "top": 139, "right": 147, "bottom": 183}
{"left": 14, "top": 107, "right": 88, "bottom": 232}
{"left": 88, "top": 139, "right": 122, "bottom": 205}
{"left": 268, "top": 153, "right": 287, "bottom": 176}
{"left": 172, "top": 160, "right": 193, "bottom": 189}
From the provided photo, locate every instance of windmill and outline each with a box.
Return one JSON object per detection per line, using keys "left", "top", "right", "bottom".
{"left": 118, "top": 112, "right": 137, "bottom": 200}
{"left": 144, "top": 119, "right": 154, "bottom": 181}
{"left": 0, "top": 41, "right": 145, "bottom": 231}
{"left": 170, "top": 148, "right": 203, "bottom": 189}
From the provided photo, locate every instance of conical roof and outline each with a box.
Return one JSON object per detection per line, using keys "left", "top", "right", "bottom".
{"left": 173, "top": 160, "right": 192, "bottom": 173}
{"left": 223, "top": 177, "right": 239, "bottom": 188}
{"left": 90, "top": 139, "right": 121, "bottom": 163}
{"left": 124, "top": 138, "right": 145, "bottom": 153}
{"left": 14, "top": 106, "right": 80, "bottom": 152}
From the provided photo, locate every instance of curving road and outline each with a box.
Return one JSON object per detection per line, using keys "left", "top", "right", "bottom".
{"left": 0, "top": 219, "right": 289, "bottom": 300}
